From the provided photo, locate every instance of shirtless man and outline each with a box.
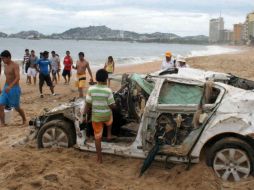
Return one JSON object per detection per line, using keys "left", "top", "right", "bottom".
{"left": 73, "top": 52, "right": 93, "bottom": 97}
{"left": 0, "top": 50, "right": 26, "bottom": 127}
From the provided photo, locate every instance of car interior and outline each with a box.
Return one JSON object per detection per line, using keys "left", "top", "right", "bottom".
{"left": 83, "top": 76, "right": 221, "bottom": 150}
{"left": 150, "top": 80, "right": 222, "bottom": 156}
{"left": 83, "top": 78, "right": 149, "bottom": 144}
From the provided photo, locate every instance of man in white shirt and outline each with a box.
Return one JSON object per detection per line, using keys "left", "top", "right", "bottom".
{"left": 50, "top": 51, "right": 60, "bottom": 84}
{"left": 27, "top": 50, "right": 38, "bottom": 85}
{"left": 161, "top": 51, "right": 175, "bottom": 70}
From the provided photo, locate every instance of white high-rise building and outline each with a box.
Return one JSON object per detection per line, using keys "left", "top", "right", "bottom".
{"left": 242, "top": 21, "right": 248, "bottom": 42}
{"left": 209, "top": 17, "right": 224, "bottom": 43}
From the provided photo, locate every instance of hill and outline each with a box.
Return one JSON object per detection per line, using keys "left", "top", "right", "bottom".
{"left": 6, "top": 26, "right": 208, "bottom": 44}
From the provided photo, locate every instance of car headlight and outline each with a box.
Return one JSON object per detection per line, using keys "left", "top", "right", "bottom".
{"left": 35, "top": 118, "right": 41, "bottom": 127}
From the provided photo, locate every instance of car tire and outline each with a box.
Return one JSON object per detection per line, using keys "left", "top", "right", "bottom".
{"left": 37, "top": 119, "right": 75, "bottom": 148}
{"left": 207, "top": 137, "right": 254, "bottom": 181}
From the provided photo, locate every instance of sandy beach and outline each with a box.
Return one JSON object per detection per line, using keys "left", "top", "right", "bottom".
{"left": 0, "top": 47, "right": 254, "bottom": 190}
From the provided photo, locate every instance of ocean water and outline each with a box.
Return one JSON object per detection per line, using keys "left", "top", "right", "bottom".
{"left": 0, "top": 38, "right": 238, "bottom": 68}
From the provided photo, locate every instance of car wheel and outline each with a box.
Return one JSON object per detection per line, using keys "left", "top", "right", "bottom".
{"left": 207, "top": 137, "right": 254, "bottom": 182}
{"left": 37, "top": 119, "right": 75, "bottom": 148}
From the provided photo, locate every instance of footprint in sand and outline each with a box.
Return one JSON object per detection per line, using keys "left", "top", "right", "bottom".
{"left": 30, "top": 181, "right": 42, "bottom": 188}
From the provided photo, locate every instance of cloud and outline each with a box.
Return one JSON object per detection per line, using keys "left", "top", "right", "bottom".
{"left": 0, "top": 0, "right": 252, "bottom": 35}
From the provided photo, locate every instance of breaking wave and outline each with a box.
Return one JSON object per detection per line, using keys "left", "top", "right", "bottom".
{"left": 114, "top": 56, "right": 160, "bottom": 65}
{"left": 112, "top": 46, "right": 240, "bottom": 65}
{"left": 187, "top": 45, "right": 240, "bottom": 58}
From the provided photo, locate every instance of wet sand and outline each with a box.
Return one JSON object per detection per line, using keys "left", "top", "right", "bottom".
{"left": 0, "top": 47, "right": 254, "bottom": 190}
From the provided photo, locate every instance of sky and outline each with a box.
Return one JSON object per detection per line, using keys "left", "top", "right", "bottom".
{"left": 0, "top": 0, "right": 253, "bottom": 36}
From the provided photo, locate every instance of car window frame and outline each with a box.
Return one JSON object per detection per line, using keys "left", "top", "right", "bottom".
{"left": 155, "top": 81, "right": 226, "bottom": 112}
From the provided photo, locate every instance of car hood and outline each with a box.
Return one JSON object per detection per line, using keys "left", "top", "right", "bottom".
{"left": 44, "top": 98, "right": 85, "bottom": 115}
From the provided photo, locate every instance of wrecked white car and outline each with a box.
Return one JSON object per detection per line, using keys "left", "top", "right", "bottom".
{"left": 29, "top": 72, "right": 254, "bottom": 182}
{"left": 151, "top": 67, "right": 254, "bottom": 90}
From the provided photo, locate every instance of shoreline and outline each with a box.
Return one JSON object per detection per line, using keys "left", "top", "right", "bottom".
{"left": 10, "top": 45, "right": 245, "bottom": 78}
{"left": 113, "top": 46, "right": 250, "bottom": 75}
{"left": 10, "top": 44, "right": 242, "bottom": 68}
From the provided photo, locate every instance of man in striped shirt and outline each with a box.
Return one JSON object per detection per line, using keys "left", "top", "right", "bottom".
{"left": 85, "top": 69, "right": 115, "bottom": 163}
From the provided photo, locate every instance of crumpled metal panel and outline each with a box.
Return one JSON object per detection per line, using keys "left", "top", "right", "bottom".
{"left": 130, "top": 73, "right": 154, "bottom": 95}
{"left": 217, "top": 86, "right": 254, "bottom": 113}
{"left": 150, "top": 68, "right": 231, "bottom": 82}
{"left": 191, "top": 113, "right": 254, "bottom": 158}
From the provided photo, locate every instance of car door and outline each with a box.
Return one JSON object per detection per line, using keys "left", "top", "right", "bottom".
{"left": 141, "top": 78, "right": 224, "bottom": 156}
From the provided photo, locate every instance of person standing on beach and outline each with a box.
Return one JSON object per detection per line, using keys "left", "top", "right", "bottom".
{"left": 55, "top": 54, "right": 61, "bottom": 81}
{"left": 0, "top": 57, "right": 2, "bottom": 75}
{"left": 161, "top": 51, "right": 176, "bottom": 70}
{"left": 27, "top": 50, "right": 38, "bottom": 85}
{"left": 104, "top": 56, "right": 115, "bottom": 87}
{"left": 84, "top": 69, "right": 115, "bottom": 163}
{"left": 62, "top": 51, "right": 73, "bottom": 84}
{"left": 23, "top": 49, "right": 30, "bottom": 83}
{"left": 39, "top": 52, "right": 43, "bottom": 59}
{"left": 50, "top": 51, "right": 60, "bottom": 84}
{"left": 36, "top": 51, "right": 55, "bottom": 98}
{"left": 0, "top": 50, "right": 26, "bottom": 127}
{"left": 73, "top": 52, "right": 93, "bottom": 97}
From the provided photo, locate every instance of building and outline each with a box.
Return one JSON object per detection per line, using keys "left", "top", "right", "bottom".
{"left": 209, "top": 17, "right": 224, "bottom": 43}
{"left": 220, "top": 29, "right": 233, "bottom": 43}
{"left": 233, "top": 23, "right": 244, "bottom": 44}
{"left": 246, "top": 12, "right": 254, "bottom": 41}
{"left": 242, "top": 21, "right": 248, "bottom": 42}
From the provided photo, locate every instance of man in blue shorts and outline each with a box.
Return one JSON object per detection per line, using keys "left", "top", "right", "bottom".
{"left": 36, "top": 51, "right": 55, "bottom": 98}
{"left": 0, "top": 50, "right": 26, "bottom": 127}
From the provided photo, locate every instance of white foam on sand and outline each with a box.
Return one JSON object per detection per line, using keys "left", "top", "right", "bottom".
{"left": 115, "top": 56, "right": 159, "bottom": 65}
{"left": 112, "top": 46, "right": 241, "bottom": 66}
{"left": 187, "top": 45, "right": 240, "bottom": 58}
{"left": 13, "top": 45, "right": 241, "bottom": 72}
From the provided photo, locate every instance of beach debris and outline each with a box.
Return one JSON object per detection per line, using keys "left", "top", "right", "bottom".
{"left": 11, "top": 126, "right": 38, "bottom": 147}
{"left": 140, "top": 142, "right": 161, "bottom": 176}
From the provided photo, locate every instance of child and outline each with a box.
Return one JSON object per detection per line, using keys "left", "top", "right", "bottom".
{"left": 84, "top": 69, "right": 115, "bottom": 163}
{"left": 104, "top": 56, "right": 115, "bottom": 87}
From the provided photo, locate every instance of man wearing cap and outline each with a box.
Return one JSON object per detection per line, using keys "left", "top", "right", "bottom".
{"left": 176, "top": 55, "right": 189, "bottom": 68}
{"left": 161, "top": 51, "right": 176, "bottom": 70}
{"left": 36, "top": 51, "right": 55, "bottom": 98}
